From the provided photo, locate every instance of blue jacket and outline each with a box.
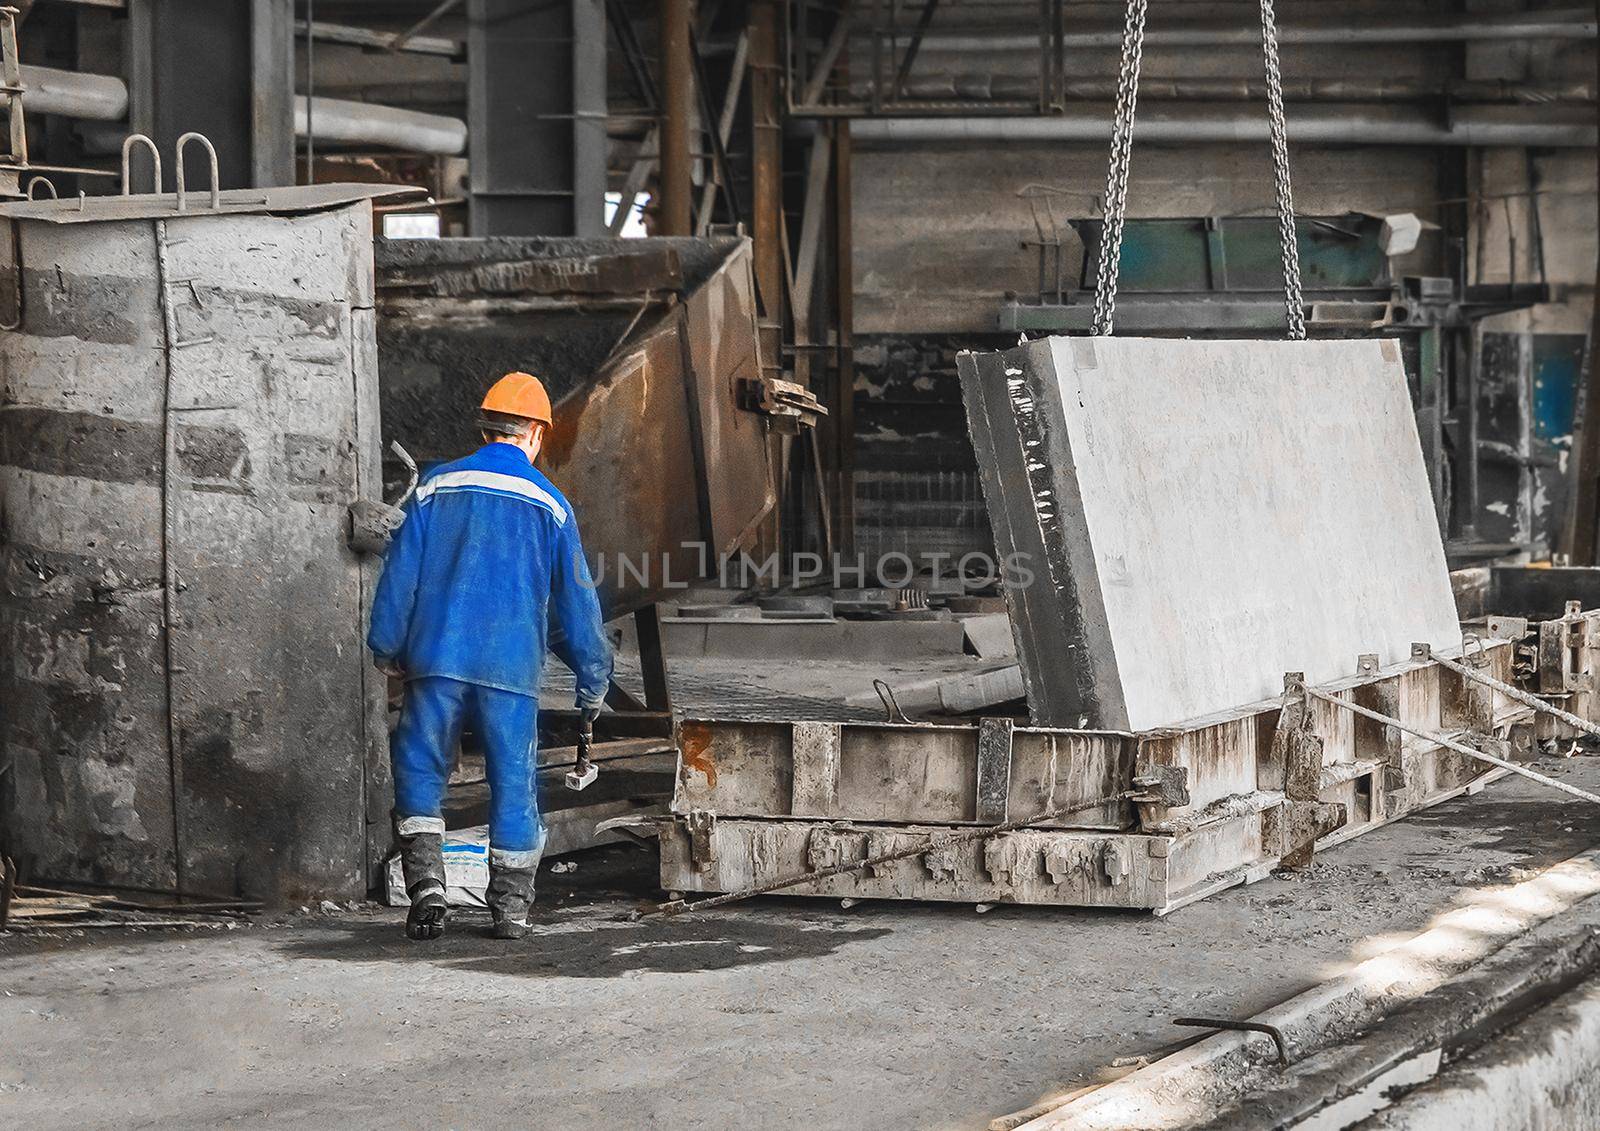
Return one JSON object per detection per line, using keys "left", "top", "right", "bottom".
{"left": 367, "top": 442, "right": 613, "bottom": 707}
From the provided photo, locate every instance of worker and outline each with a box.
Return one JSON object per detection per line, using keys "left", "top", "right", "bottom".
{"left": 367, "top": 371, "right": 613, "bottom": 941}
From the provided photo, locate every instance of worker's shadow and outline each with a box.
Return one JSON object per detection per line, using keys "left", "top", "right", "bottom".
{"left": 278, "top": 903, "right": 891, "bottom": 978}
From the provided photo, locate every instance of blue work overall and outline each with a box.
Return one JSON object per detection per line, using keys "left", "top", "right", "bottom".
{"left": 367, "top": 442, "right": 613, "bottom": 866}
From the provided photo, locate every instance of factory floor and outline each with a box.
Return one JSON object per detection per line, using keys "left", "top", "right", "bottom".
{"left": 9, "top": 655, "right": 1600, "bottom": 1130}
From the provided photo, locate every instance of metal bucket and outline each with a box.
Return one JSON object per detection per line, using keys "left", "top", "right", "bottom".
{"left": 0, "top": 186, "right": 403, "bottom": 902}
{"left": 374, "top": 235, "right": 787, "bottom": 618}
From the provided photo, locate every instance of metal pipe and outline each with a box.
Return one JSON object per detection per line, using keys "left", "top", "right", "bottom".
{"left": 847, "top": 104, "right": 1600, "bottom": 147}
{"left": 844, "top": 75, "right": 1597, "bottom": 106}
{"left": 305, "top": 0, "right": 316, "bottom": 180}
{"left": 658, "top": 0, "right": 694, "bottom": 235}
{"left": 912, "top": 9, "right": 1597, "bottom": 52}
{"left": 292, "top": 96, "right": 466, "bottom": 155}
{"left": 13, "top": 64, "right": 128, "bottom": 119}
{"left": 748, "top": 0, "right": 785, "bottom": 376}
{"left": 9, "top": 64, "right": 466, "bottom": 156}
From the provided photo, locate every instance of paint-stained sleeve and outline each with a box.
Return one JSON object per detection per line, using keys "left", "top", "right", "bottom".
{"left": 550, "top": 513, "right": 613, "bottom": 709}
{"left": 366, "top": 497, "right": 428, "bottom": 664}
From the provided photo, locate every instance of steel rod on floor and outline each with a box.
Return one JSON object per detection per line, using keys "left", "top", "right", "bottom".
{"left": 1304, "top": 688, "right": 1600, "bottom": 807}
{"left": 1430, "top": 649, "right": 1600, "bottom": 744}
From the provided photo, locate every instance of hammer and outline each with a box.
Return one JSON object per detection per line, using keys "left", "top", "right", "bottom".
{"left": 564, "top": 715, "right": 598, "bottom": 791}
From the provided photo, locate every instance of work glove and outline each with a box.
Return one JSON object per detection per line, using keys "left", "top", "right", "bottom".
{"left": 579, "top": 705, "right": 602, "bottom": 727}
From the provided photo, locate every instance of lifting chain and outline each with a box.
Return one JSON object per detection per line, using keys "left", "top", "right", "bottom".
{"left": 1091, "top": 0, "right": 1306, "bottom": 340}
{"left": 1089, "top": 0, "right": 1147, "bottom": 338}
{"left": 1258, "top": 0, "right": 1307, "bottom": 339}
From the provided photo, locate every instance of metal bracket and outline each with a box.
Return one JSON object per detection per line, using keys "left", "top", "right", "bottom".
{"left": 864, "top": 831, "right": 897, "bottom": 878}
{"left": 1043, "top": 843, "right": 1079, "bottom": 886}
{"left": 737, "top": 375, "right": 827, "bottom": 433}
{"left": 1487, "top": 615, "right": 1529, "bottom": 642}
{"left": 685, "top": 809, "right": 717, "bottom": 870}
{"left": 1271, "top": 799, "right": 1347, "bottom": 870}
{"left": 975, "top": 716, "right": 1015, "bottom": 823}
{"left": 1273, "top": 673, "right": 1324, "bottom": 800}
{"left": 1100, "top": 840, "right": 1132, "bottom": 887}
{"left": 922, "top": 843, "right": 958, "bottom": 882}
{"left": 1269, "top": 672, "right": 1332, "bottom": 868}
{"left": 347, "top": 499, "right": 406, "bottom": 555}
{"left": 805, "top": 824, "right": 844, "bottom": 872}
{"left": 1129, "top": 763, "right": 1190, "bottom": 808}
{"left": 983, "top": 835, "right": 1027, "bottom": 888}
{"left": 346, "top": 441, "right": 420, "bottom": 555}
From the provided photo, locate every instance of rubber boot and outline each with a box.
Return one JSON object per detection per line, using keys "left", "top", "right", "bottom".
{"left": 486, "top": 863, "right": 536, "bottom": 940}
{"left": 397, "top": 826, "right": 449, "bottom": 941}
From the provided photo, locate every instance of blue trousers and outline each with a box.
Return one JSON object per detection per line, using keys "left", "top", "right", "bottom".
{"left": 391, "top": 676, "right": 543, "bottom": 856}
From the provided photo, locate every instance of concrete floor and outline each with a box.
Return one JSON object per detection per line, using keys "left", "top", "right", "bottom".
{"left": 8, "top": 758, "right": 1600, "bottom": 1131}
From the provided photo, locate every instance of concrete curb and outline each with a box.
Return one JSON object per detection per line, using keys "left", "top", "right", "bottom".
{"left": 1362, "top": 975, "right": 1600, "bottom": 1129}
{"left": 1020, "top": 845, "right": 1600, "bottom": 1129}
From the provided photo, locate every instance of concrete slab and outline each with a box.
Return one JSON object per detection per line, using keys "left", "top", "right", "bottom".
{"left": 960, "top": 336, "right": 1460, "bottom": 730}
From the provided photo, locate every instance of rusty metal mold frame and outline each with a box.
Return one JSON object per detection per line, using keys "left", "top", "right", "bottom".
{"left": 657, "top": 622, "right": 1599, "bottom": 913}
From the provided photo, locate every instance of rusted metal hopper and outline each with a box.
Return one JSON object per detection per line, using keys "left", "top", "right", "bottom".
{"left": 375, "top": 235, "right": 815, "bottom": 618}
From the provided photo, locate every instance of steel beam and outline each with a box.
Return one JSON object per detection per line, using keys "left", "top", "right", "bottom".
{"left": 126, "top": 0, "right": 294, "bottom": 189}
{"left": 829, "top": 120, "right": 856, "bottom": 554}
{"left": 467, "top": 0, "right": 606, "bottom": 236}
{"left": 748, "top": 0, "right": 784, "bottom": 378}
{"left": 1564, "top": 21, "right": 1600, "bottom": 564}
{"left": 657, "top": 0, "right": 694, "bottom": 236}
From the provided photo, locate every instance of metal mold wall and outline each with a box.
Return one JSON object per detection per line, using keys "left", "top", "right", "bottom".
{"left": 960, "top": 335, "right": 1462, "bottom": 731}
{"left": 0, "top": 200, "right": 388, "bottom": 902}
{"left": 375, "top": 235, "right": 775, "bottom": 619}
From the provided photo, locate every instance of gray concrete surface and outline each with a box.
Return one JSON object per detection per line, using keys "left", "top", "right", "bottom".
{"left": 8, "top": 754, "right": 1600, "bottom": 1130}
{"left": 962, "top": 336, "right": 1460, "bottom": 730}
{"left": 1359, "top": 972, "right": 1600, "bottom": 1130}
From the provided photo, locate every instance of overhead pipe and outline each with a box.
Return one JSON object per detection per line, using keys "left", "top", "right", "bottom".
{"left": 7, "top": 64, "right": 466, "bottom": 156}
{"left": 846, "top": 104, "right": 1600, "bottom": 148}
{"left": 910, "top": 9, "right": 1597, "bottom": 51}
{"left": 14, "top": 64, "right": 128, "bottom": 120}
{"left": 845, "top": 75, "right": 1596, "bottom": 106}
{"left": 292, "top": 95, "right": 466, "bottom": 155}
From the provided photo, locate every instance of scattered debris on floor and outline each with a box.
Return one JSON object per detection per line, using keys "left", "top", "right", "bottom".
{"left": 0, "top": 858, "right": 260, "bottom": 933}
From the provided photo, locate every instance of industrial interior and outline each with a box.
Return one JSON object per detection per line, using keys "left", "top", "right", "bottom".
{"left": 4, "top": 1, "right": 1600, "bottom": 1127}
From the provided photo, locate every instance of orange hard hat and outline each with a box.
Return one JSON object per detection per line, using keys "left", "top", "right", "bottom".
{"left": 480, "top": 371, "right": 553, "bottom": 427}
